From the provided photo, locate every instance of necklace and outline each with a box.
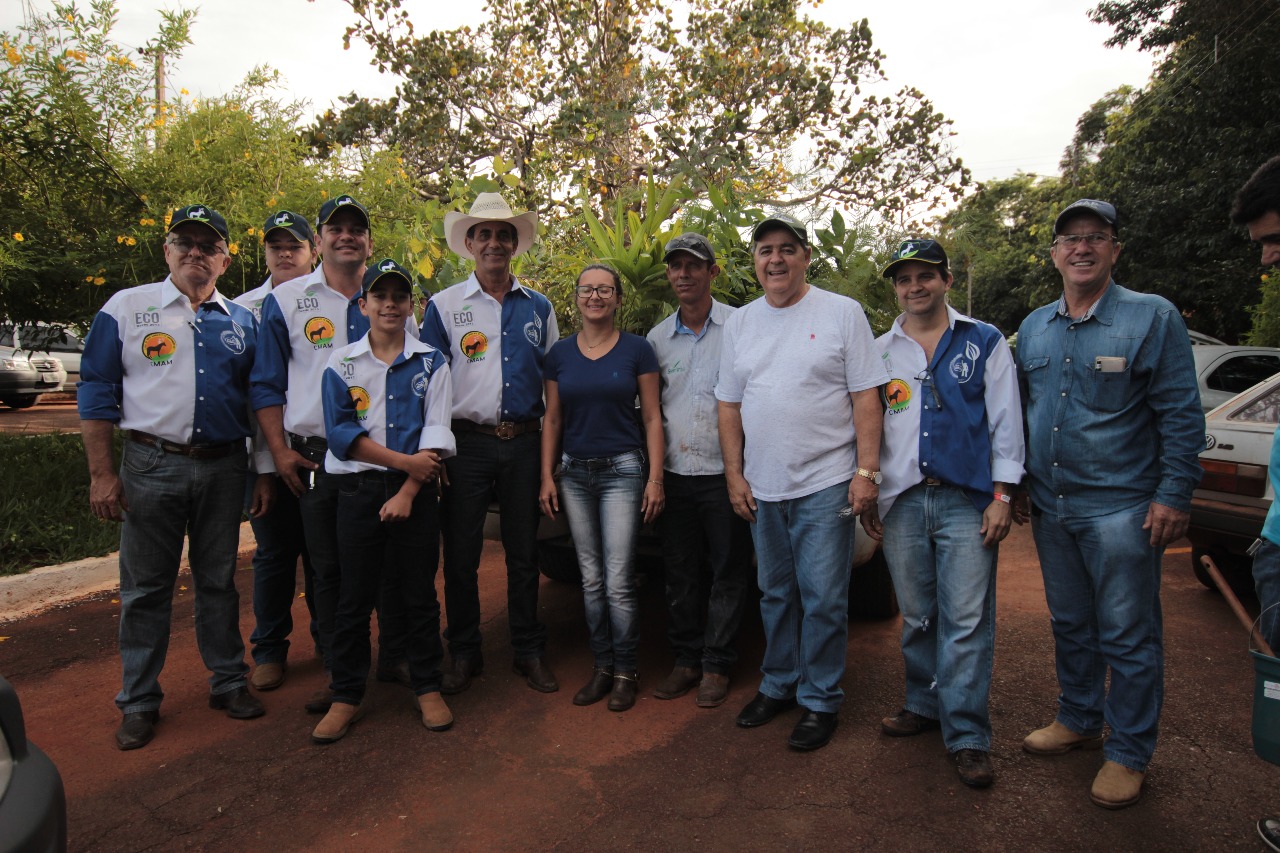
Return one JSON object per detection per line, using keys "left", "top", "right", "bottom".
{"left": 583, "top": 329, "right": 617, "bottom": 352}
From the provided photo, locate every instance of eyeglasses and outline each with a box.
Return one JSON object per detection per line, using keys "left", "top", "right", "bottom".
{"left": 1052, "top": 233, "right": 1116, "bottom": 249}
{"left": 575, "top": 285, "right": 617, "bottom": 299}
{"left": 915, "top": 369, "right": 943, "bottom": 410}
{"left": 167, "top": 237, "right": 227, "bottom": 257}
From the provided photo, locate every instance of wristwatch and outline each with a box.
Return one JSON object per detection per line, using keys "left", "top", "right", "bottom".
{"left": 855, "top": 467, "right": 882, "bottom": 485}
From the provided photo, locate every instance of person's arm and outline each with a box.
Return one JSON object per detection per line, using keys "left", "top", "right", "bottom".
{"left": 539, "top": 378, "right": 563, "bottom": 519}
{"left": 1143, "top": 306, "right": 1205, "bottom": 548}
{"left": 638, "top": 370, "right": 665, "bottom": 524}
{"left": 252, "top": 295, "right": 316, "bottom": 495}
{"left": 82, "top": 419, "right": 127, "bottom": 521}
{"left": 982, "top": 336, "right": 1025, "bottom": 546}
{"left": 718, "top": 400, "right": 755, "bottom": 522}
{"left": 849, "top": 387, "right": 882, "bottom": 515}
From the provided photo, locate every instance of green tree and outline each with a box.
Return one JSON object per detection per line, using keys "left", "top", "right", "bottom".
{"left": 315, "top": 0, "right": 968, "bottom": 224}
{"left": 1070, "top": 0, "right": 1280, "bottom": 342}
{"left": 0, "top": 0, "right": 193, "bottom": 326}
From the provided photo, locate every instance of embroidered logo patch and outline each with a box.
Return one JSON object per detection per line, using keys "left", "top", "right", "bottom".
{"left": 949, "top": 341, "right": 980, "bottom": 384}
{"left": 461, "top": 330, "right": 488, "bottom": 361}
{"left": 884, "top": 378, "right": 911, "bottom": 414}
{"left": 349, "top": 385, "right": 370, "bottom": 421}
{"left": 304, "top": 317, "right": 335, "bottom": 349}
{"left": 141, "top": 333, "right": 176, "bottom": 365}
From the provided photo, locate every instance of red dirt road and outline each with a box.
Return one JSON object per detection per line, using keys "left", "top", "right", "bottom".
{"left": 2, "top": 527, "right": 1276, "bottom": 851}
{"left": 0, "top": 396, "right": 81, "bottom": 435}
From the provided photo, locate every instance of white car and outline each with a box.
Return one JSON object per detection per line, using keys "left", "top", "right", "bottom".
{"left": 1192, "top": 345, "right": 1280, "bottom": 412}
{"left": 1187, "top": 372, "right": 1280, "bottom": 592}
{"left": 0, "top": 347, "right": 66, "bottom": 409}
{"left": 0, "top": 323, "right": 85, "bottom": 388}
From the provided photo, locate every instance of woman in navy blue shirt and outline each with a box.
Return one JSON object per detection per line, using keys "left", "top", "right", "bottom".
{"left": 539, "top": 263, "right": 665, "bottom": 712}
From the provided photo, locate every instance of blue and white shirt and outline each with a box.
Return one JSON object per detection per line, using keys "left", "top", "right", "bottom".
{"left": 420, "top": 274, "right": 558, "bottom": 424}
{"left": 78, "top": 278, "right": 258, "bottom": 445}
{"left": 233, "top": 276, "right": 275, "bottom": 322}
{"left": 646, "top": 300, "right": 734, "bottom": 476}
{"left": 251, "top": 265, "right": 418, "bottom": 439}
{"left": 874, "top": 305, "right": 1025, "bottom": 517}
{"left": 321, "top": 335, "right": 456, "bottom": 474}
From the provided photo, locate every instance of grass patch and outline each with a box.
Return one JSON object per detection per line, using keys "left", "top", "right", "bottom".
{"left": 0, "top": 432, "right": 120, "bottom": 575}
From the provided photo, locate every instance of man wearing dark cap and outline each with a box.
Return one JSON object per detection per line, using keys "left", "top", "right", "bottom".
{"left": 1016, "top": 200, "right": 1203, "bottom": 808}
{"left": 234, "top": 211, "right": 319, "bottom": 692}
{"left": 861, "top": 239, "right": 1024, "bottom": 788}
{"left": 80, "top": 203, "right": 266, "bottom": 750}
{"left": 1229, "top": 157, "right": 1280, "bottom": 853}
{"left": 716, "top": 214, "right": 886, "bottom": 751}
{"left": 252, "top": 194, "right": 414, "bottom": 713}
{"left": 646, "top": 233, "right": 753, "bottom": 708}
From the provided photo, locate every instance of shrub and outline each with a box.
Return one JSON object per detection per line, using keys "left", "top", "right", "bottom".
{"left": 0, "top": 432, "right": 119, "bottom": 575}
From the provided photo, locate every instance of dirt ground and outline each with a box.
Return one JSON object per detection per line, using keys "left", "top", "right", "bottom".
{"left": 2, "top": 525, "right": 1277, "bottom": 852}
{"left": 0, "top": 395, "right": 80, "bottom": 435}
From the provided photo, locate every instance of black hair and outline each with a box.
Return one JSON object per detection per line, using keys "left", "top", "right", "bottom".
{"left": 1231, "top": 156, "right": 1280, "bottom": 225}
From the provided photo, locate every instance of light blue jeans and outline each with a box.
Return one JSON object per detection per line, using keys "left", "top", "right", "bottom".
{"left": 558, "top": 450, "right": 646, "bottom": 671}
{"left": 1032, "top": 502, "right": 1164, "bottom": 772}
{"left": 116, "top": 441, "right": 250, "bottom": 713}
{"left": 882, "top": 483, "right": 997, "bottom": 753}
{"left": 752, "top": 481, "right": 855, "bottom": 713}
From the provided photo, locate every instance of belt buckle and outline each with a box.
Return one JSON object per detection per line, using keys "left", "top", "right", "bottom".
{"left": 495, "top": 421, "right": 516, "bottom": 440}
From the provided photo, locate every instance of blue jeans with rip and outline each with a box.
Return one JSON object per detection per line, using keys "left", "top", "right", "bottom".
{"left": 882, "top": 483, "right": 997, "bottom": 753}
{"left": 751, "top": 480, "right": 854, "bottom": 714}
{"left": 1032, "top": 502, "right": 1164, "bottom": 772}
{"left": 557, "top": 450, "right": 646, "bottom": 672}
{"left": 243, "top": 472, "right": 316, "bottom": 665}
{"left": 116, "top": 441, "right": 249, "bottom": 713}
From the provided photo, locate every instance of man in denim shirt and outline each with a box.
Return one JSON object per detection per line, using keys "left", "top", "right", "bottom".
{"left": 1016, "top": 199, "right": 1203, "bottom": 809}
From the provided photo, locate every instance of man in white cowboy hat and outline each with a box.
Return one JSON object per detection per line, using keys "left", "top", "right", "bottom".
{"left": 421, "top": 192, "right": 561, "bottom": 694}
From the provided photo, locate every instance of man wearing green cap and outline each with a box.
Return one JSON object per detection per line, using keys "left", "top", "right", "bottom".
{"left": 234, "top": 211, "right": 319, "bottom": 692}
{"left": 80, "top": 203, "right": 265, "bottom": 750}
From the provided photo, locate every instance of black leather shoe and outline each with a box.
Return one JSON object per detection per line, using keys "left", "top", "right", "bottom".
{"left": 441, "top": 656, "right": 484, "bottom": 695}
{"left": 513, "top": 657, "right": 559, "bottom": 693}
{"left": 375, "top": 659, "right": 412, "bottom": 688}
{"left": 607, "top": 671, "right": 638, "bottom": 712}
{"left": 788, "top": 709, "right": 838, "bottom": 751}
{"left": 1259, "top": 817, "right": 1280, "bottom": 852}
{"left": 735, "top": 692, "right": 797, "bottom": 728}
{"left": 573, "top": 667, "right": 615, "bottom": 706}
{"left": 953, "top": 749, "right": 995, "bottom": 788}
{"left": 209, "top": 686, "right": 266, "bottom": 720}
{"left": 115, "top": 710, "right": 158, "bottom": 751}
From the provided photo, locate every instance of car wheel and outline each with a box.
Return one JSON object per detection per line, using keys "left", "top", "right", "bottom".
{"left": 1, "top": 395, "right": 39, "bottom": 409}
{"left": 1191, "top": 545, "right": 1256, "bottom": 600}
{"left": 848, "top": 547, "right": 899, "bottom": 620}
{"left": 537, "top": 535, "right": 582, "bottom": 584}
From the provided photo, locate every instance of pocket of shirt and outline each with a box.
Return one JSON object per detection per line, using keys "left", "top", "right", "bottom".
{"left": 1090, "top": 365, "right": 1131, "bottom": 412}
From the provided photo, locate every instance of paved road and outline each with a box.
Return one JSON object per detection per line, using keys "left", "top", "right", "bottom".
{"left": 2, "top": 526, "right": 1276, "bottom": 851}
{"left": 0, "top": 396, "right": 80, "bottom": 435}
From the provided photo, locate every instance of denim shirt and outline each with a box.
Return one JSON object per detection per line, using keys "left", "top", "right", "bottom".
{"left": 1016, "top": 282, "right": 1204, "bottom": 519}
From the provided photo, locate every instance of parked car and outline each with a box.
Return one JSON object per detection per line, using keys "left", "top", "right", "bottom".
{"left": 1192, "top": 345, "right": 1280, "bottom": 413}
{"left": 1186, "top": 372, "right": 1280, "bottom": 595}
{"left": 501, "top": 505, "right": 899, "bottom": 620}
{"left": 0, "top": 675, "right": 67, "bottom": 853}
{"left": 1188, "top": 329, "right": 1228, "bottom": 346}
{"left": 0, "top": 347, "right": 66, "bottom": 409}
{"left": 0, "top": 323, "right": 85, "bottom": 388}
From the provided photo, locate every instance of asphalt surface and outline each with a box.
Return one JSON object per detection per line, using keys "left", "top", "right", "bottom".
{"left": 2, "top": 527, "right": 1278, "bottom": 851}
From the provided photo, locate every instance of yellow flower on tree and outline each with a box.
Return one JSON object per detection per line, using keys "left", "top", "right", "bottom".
{"left": 228, "top": 243, "right": 239, "bottom": 255}
{"left": 125, "top": 237, "right": 137, "bottom": 246}
{"left": 12, "top": 232, "right": 23, "bottom": 242}
{"left": 93, "top": 277, "right": 105, "bottom": 286}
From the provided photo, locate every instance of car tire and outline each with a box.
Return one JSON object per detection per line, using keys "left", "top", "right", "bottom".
{"left": 1, "top": 395, "right": 39, "bottom": 409}
{"left": 848, "top": 547, "right": 899, "bottom": 621}
{"left": 1191, "top": 545, "right": 1256, "bottom": 600}
{"left": 537, "top": 536, "right": 582, "bottom": 584}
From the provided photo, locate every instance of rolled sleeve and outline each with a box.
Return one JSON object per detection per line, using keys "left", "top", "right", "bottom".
{"left": 250, "top": 293, "right": 290, "bottom": 411}
{"left": 77, "top": 310, "right": 124, "bottom": 423}
{"left": 418, "top": 359, "right": 456, "bottom": 458}
{"left": 321, "top": 364, "right": 366, "bottom": 461}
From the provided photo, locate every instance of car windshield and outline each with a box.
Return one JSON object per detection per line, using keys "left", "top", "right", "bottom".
{"left": 1227, "top": 385, "right": 1280, "bottom": 425}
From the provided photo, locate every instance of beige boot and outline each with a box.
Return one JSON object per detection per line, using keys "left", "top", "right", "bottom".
{"left": 418, "top": 692, "right": 454, "bottom": 732}
{"left": 1090, "top": 760, "right": 1145, "bottom": 809}
{"left": 311, "top": 702, "right": 362, "bottom": 744}
{"left": 1023, "top": 720, "right": 1105, "bottom": 755}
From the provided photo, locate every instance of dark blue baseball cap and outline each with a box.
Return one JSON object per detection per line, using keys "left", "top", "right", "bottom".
{"left": 882, "top": 239, "right": 949, "bottom": 278}
{"left": 362, "top": 258, "right": 414, "bottom": 294}
{"left": 262, "top": 210, "right": 314, "bottom": 244}
{"left": 317, "top": 194, "right": 371, "bottom": 229}
{"left": 168, "top": 204, "right": 229, "bottom": 241}
{"left": 1054, "top": 199, "right": 1119, "bottom": 236}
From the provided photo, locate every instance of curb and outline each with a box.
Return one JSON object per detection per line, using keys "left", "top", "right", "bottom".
{"left": 0, "top": 521, "right": 258, "bottom": 624}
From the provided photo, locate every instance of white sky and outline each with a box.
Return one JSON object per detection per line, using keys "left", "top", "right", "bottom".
{"left": 4, "top": 0, "right": 1157, "bottom": 184}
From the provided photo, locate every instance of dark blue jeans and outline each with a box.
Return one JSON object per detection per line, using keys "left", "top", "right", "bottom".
{"left": 295, "top": 441, "right": 407, "bottom": 671}
{"left": 440, "top": 430, "right": 545, "bottom": 661}
{"left": 244, "top": 473, "right": 317, "bottom": 666}
{"left": 330, "top": 471, "right": 444, "bottom": 704}
{"left": 657, "top": 472, "right": 753, "bottom": 674}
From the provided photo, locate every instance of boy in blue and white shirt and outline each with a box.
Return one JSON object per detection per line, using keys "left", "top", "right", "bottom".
{"left": 312, "top": 260, "right": 457, "bottom": 743}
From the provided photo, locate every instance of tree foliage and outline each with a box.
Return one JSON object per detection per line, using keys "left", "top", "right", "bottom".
{"left": 314, "top": 0, "right": 969, "bottom": 224}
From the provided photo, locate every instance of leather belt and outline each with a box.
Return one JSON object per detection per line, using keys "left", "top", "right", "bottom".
{"left": 127, "top": 431, "right": 241, "bottom": 460}
{"left": 923, "top": 477, "right": 944, "bottom": 486}
{"left": 451, "top": 418, "right": 540, "bottom": 440}
{"left": 288, "top": 432, "right": 328, "bottom": 462}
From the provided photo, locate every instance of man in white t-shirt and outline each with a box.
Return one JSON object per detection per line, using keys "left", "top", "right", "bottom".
{"left": 716, "top": 214, "right": 885, "bottom": 752}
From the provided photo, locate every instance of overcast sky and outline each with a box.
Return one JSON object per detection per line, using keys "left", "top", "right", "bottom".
{"left": 3, "top": 0, "right": 1157, "bottom": 184}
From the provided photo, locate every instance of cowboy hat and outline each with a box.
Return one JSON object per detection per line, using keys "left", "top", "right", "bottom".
{"left": 444, "top": 192, "right": 539, "bottom": 261}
